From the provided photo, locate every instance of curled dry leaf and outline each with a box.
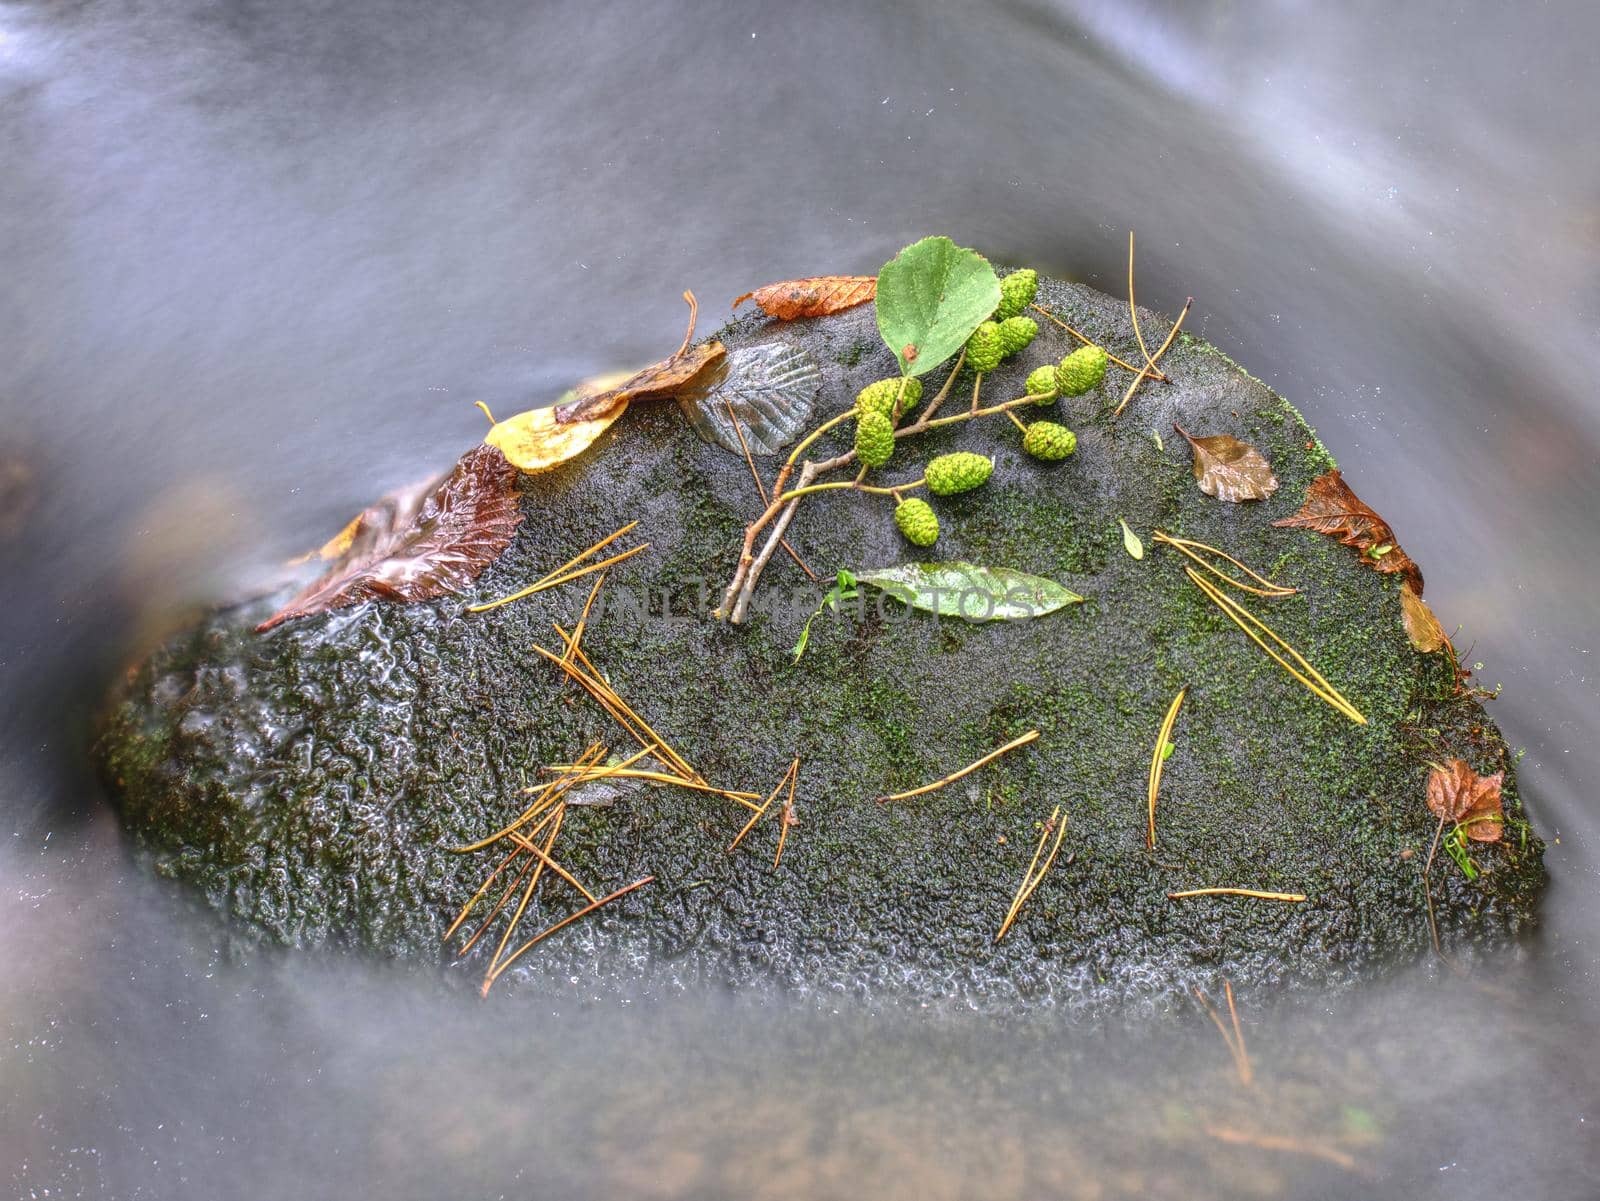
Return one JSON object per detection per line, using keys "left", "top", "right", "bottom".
{"left": 1272, "top": 469, "right": 1424, "bottom": 594}
{"left": 555, "top": 292, "right": 725, "bottom": 424}
{"left": 1174, "top": 424, "right": 1279, "bottom": 502}
{"left": 732, "top": 275, "right": 876, "bottom": 320}
{"left": 1426, "top": 759, "right": 1505, "bottom": 842}
{"left": 677, "top": 341, "right": 823, "bottom": 456}
{"left": 257, "top": 444, "right": 522, "bottom": 632}
{"left": 1399, "top": 582, "right": 1449, "bottom": 654}
{"left": 484, "top": 292, "right": 726, "bottom": 473}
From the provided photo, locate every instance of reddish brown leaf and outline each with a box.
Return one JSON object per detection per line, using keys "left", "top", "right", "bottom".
{"left": 1399, "top": 582, "right": 1449, "bottom": 654}
{"left": 1272, "top": 469, "right": 1424, "bottom": 594}
{"left": 732, "top": 275, "right": 876, "bottom": 320}
{"left": 1173, "top": 424, "right": 1279, "bottom": 502}
{"left": 258, "top": 444, "right": 523, "bottom": 631}
{"left": 554, "top": 291, "right": 726, "bottom": 425}
{"left": 1426, "top": 759, "right": 1505, "bottom": 842}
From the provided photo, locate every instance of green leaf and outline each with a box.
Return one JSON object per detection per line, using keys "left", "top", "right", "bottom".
{"left": 1161, "top": 740, "right": 1176, "bottom": 761}
{"left": 854, "top": 562, "right": 1082, "bottom": 622}
{"left": 875, "top": 237, "right": 1001, "bottom": 377}
{"left": 792, "top": 569, "right": 858, "bottom": 663}
{"left": 1120, "top": 519, "right": 1144, "bottom": 560}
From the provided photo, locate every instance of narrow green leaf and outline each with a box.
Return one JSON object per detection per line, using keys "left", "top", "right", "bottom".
{"left": 792, "top": 569, "right": 859, "bottom": 663}
{"left": 1120, "top": 519, "right": 1144, "bottom": 560}
{"left": 875, "top": 237, "right": 1001, "bottom": 377}
{"left": 853, "top": 561, "right": 1082, "bottom": 622}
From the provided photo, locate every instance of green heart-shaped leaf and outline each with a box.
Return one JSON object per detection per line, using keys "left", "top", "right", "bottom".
{"left": 875, "top": 237, "right": 1001, "bottom": 377}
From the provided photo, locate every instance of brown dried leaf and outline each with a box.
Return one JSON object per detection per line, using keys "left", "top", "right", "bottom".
{"left": 554, "top": 292, "right": 725, "bottom": 425}
{"left": 1426, "top": 759, "right": 1505, "bottom": 842}
{"left": 1174, "top": 424, "right": 1279, "bottom": 502}
{"left": 732, "top": 275, "right": 876, "bottom": 320}
{"left": 1399, "top": 582, "right": 1449, "bottom": 654}
{"left": 257, "top": 444, "right": 522, "bottom": 632}
{"left": 1272, "top": 469, "right": 1424, "bottom": 594}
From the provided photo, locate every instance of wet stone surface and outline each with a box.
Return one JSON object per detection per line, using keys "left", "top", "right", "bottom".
{"left": 96, "top": 276, "right": 1545, "bottom": 1012}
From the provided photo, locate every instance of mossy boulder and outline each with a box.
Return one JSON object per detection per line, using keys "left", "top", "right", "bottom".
{"left": 96, "top": 275, "right": 1545, "bottom": 1010}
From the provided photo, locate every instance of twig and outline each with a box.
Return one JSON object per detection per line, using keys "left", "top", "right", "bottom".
{"left": 1030, "top": 302, "right": 1165, "bottom": 382}
{"left": 996, "top": 807, "right": 1069, "bottom": 942}
{"left": 877, "top": 729, "right": 1040, "bottom": 803}
{"left": 1147, "top": 687, "right": 1187, "bottom": 850}
{"left": 480, "top": 877, "right": 656, "bottom": 995}
{"left": 1168, "top": 888, "right": 1308, "bottom": 902}
{"left": 723, "top": 397, "right": 814, "bottom": 580}
{"left": 774, "top": 475, "right": 926, "bottom": 505}
{"left": 1153, "top": 531, "right": 1296, "bottom": 598}
{"left": 1422, "top": 812, "right": 1447, "bottom": 958}
{"left": 1184, "top": 567, "right": 1366, "bottom": 725}
{"left": 921, "top": 350, "right": 966, "bottom": 422}
{"left": 1112, "top": 298, "right": 1191, "bottom": 420}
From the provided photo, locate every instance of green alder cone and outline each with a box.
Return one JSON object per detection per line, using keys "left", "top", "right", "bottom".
{"left": 993, "top": 268, "right": 1038, "bottom": 321}
{"left": 893, "top": 498, "right": 940, "bottom": 546}
{"left": 855, "top": 410, "right": 896, "bottom": 468}
{"left": 855, "top": 377, "right": 923, "bottom": 422}
{"left": 1055, "top": 344, "right": 1109, "bottom": 396}
{"left": 1022, "top": 421, "right": 1077, "bottom": 461}
{"left": 997, "top": 316, "right": 1038, "bottom": 359}
{"left": 925, "top": 451, "right": 994, "bottom": 495}
{"left": 1025, "top": 365, "right": 1059, "bottom": 403}
{"left": 965, "top": 321, "right": 1005, "bottom": 374}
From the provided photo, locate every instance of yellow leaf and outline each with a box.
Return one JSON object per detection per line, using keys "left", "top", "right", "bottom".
{"left": 485, "top": 399, "right": 630, "bottom": 473}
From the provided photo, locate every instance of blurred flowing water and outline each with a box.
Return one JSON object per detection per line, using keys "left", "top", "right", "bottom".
{"left": 3, "top": 2, "right": 1597, "bottom": 1197}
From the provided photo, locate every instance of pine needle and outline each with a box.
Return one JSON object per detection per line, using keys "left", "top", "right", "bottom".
{"left": 449, "top": 742, "right": 608, "bottom": 852}
{"left": 1147, "top": 687, "right": 1187, "bottom": 850}
{"left": 723, "top": 396, "right": 815, "bottom": 580}
{"left": 538, "top": 765, "right": 763, "bottom": 810}
{"left": 877, "top": 729, "right": 1040, "bottom": 804}
{"left": 1152, "top": 531, "right": 1296, "bottom": 598}
{"left": 1029, "top": 303, "right": 1163, "bottom": 381}
{"left": 1169, "top": 888, "right": 1308, "bottom": 902}
{"left": 480, "top": 877, "right": 656, "bottom": 995}
{"left": 996, "top": 805, "right": 1069, "bottom": 942}
{"left": 772, "top": 763, "right": 799, "bottom": 870}
{"left": 467, "top": 521, "right": 647, "bottom": 613}
{"left": 1184, "top": 567, "right": 1367, "bottom": 724}
{"left": 1193, "top": 982, "right": 1254, "bottom": 1086}
{"left": 486, "top": 803, "right": 570, "bottom": 971}
{"left": 729, "top": 760, "right": 796, "bottom": 853}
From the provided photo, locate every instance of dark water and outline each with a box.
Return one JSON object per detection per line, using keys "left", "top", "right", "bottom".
{"left": 3, "top": 2, "right": 1597, "bottom": 1197}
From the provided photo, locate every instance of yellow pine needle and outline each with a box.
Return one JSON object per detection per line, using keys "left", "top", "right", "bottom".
{"left": 503, "top": 824, "right": 599, "bottom": 904}
{"left": 1169, "top": 888, "right": 1308, "bottom": 902}
{"left": 480, "top": 876, "right": 656, "bottom": 995}
{"left": 456, "top": 849, "right": 540, "bottom": 957}
{"left": 538, "top": 765, "right": 763, "bottom": 810}
{"left": 1147, "top": 687, "right": 1187, "bottom": 850}
{"left": 467, "top": 520, "right": 643, "bottom": 613}
{"left": 1184, "top": 567, "right": 1367, "bottom": 725}
{"left": 533, "top": 639, "right": 703, "bottom": 784}
{"left": 1029, "top": 303, "right": 1162, "bottom": 381}
{"left": 996, "top": 805, "right": 1068, "bottom": 943}
{"left": 1152, "top": 531, "right": 1296, "bottom": 598}
{"left": 449, "top": 742, "right": 608, "bottom": 852}
{"left": 772, "top": 763, "right": 799, "bottom": 869}
{"left": 487, "top": 803, "right": 571, "bottom": 972}
{"left": 442, "top": 802, "right": 565, "bottom": 942}
{"left": 1193, "top": 981, "right": 1254, "bottom": 1086}
{"left": 563, "top": 571, "right": 608, "bottom": 665}
{"left": 469, "top": 542, "right": 650, "bottom": 613}
{"left": 729, "top": 761, "right": 795, "bottom": 853}
{"left": 877, "top": 729, "right": 1040, "bottom": 804}
{"left": 546, "top": 625, "right": 701, "bottom": 783}
{"left": 1112, "top": 299, "right": 1190, "bottom": 419}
